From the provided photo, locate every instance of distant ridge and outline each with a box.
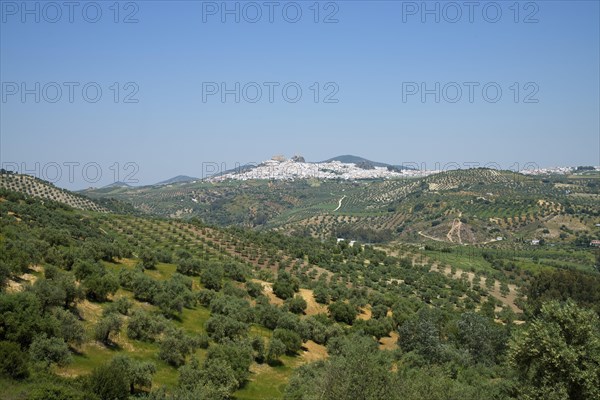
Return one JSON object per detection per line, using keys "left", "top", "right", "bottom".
{"left": 154, "top": 175, "right": 199, "bottom": 186}
{"left": 320, "top": 155, "right": 412, "bottom": 170}
{"left": 103, "top": 181, "right": 133, "bottom": 189}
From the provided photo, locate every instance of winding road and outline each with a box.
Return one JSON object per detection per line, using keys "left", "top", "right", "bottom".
{"left": 333, "top": 195, "right": 346, "bottom": 212}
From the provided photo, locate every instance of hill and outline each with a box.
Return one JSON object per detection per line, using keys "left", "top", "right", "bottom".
{"left": 319, "top": 154, "right": 408, "bottom": 170}
{"left": 0, "top": 172, "right": 108, "bottom": 212}
{"left": 102, "top": 181, "right": 134, "bottom": 189}
{"left": 1, "top": 176, "right": 599, "bottom": 400}
{"left": 320, "top": 155, "right": 391, "bottom": 167}
{"left": 82, "top": 168, "right": 600, "bottom": 248}
{"left": 154, "top": 175, "right": 199, "bottom": 186}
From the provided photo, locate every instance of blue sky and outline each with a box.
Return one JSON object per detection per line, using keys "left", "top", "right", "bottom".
{"left": 1, "top": 0, "right": 599, "bottom": 188}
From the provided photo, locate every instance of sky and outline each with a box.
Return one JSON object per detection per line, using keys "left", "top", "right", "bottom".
{"left": 1, "top": 0, "right": 599, "bottom": 189}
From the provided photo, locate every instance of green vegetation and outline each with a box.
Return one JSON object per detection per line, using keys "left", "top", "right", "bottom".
{"left": 1, "top": 167, "right": 599, "bottom": 399}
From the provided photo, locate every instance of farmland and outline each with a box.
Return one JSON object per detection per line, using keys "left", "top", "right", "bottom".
{"left": 1, "top": 168, "right": 599, "bottom": 399}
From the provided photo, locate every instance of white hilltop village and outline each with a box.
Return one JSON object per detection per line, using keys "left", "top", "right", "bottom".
{"left": 208, "top": 155, "right": 437, "bottom": 182}
{"left": 205, "top": 155, "right": 599, "bottom": 183}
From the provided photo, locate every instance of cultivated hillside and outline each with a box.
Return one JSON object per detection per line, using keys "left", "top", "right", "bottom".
{"left": 0, "top": 172, "right": 108, "bottom": 212}
{"left": 82, "top": 168, "right": 600, "bottom": 249}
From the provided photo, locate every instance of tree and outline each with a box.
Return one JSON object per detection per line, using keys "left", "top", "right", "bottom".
{"left": 89, "top": 363, "right": 129, "bottom": 400}
{"left": 223, "top": 261, "right": 248, "bottom": 282}
{"left": 54, "top": 308, "right": 85, "bottom": 346}
{"left": 527, "top": 269, "right": 600, "bottom": 317}
{"left": 205, "top": 315, "right": 249, "bottom": 343}
{"left": 84, "top": 273, "right": 119, "bottom": 302}
{"left": 246, "top": 281, "right": 264, "bottom": 298}
{"left": 398, "top": 309, "right": 446, "bottom": 364}
{"left": 204, "top": 340, "right": 253, "bottom": 388}
{"left": 328, "top": 301, "right": 357, "bottom": 325}
{"left": 454, "top": 312, "right": 506, "bottom": 366}
{"left": 371, "top": 304, "right": 388, "bottom": 320}
{"left": 273, "top": 272, "right": 298, "bottom": 300}
{"left": 509, "top": 300, "right": 600, "bottom": 400}
{"left": 132, "top": 273, "right": 161, "bottom": 303}
{"left": 255, "top": 299, "right": 283, "bottom": 330}
{"left": 273, "top": 329, "right": 303, "bottom": 355}
{"left": 177, "top": 258, "right": 202, "bottom": 276}
{"left": 31, "top": 278, "right": 66, "bottom": 313}
{"left": 209, "top": 295, "right": 254, "bottom": 323}
{"left": 266, "top": 338, "right": 287, "bottom": 365}
{"left": 250, "top": 336, "right": 266, "bottom": 363}
{"left": 29, "top": 335, "right": 72, "bottom": 369}
{"left": 127, "top": 310, "right": 165, "bottom": 342}
{"left": 298, "top": 316, "right": 328, "bottom": 345}
{"left": 0, "top": 292, "right": 57, "bottom": 348}
{"left": 104, "top": 296, "right": 133, "bottom": 316}
{"left": 178, "top": 358, "right": 236, "bottom": 400}
{"left": 314, "top": 285, "right": 330, "bottom": 304}
{"left": 0, "top": 341, "right": 29, "bottom": 379}
{"left": 201, "top": 265, "right": 224, "bottom": 291}
{"left": 29, "top": 383, "right": 86, "bottom": 400}
{"left": 159, "top": 329, "right": 198, "bottom": 367}
{"left": 110, "top": 355, "right": 156, "bottom": 394}
{"left": 94, "top": 313, "right": 123, "bottom": 345}
{"left": 285, "top": 335, "right": 396, "bottom": 400}
{"left": 139, "top": 250, "right": 158, "bottom": 270}
{"left": 365, "top": 318, "right": 393, "bottom": 341}
{"left": 287, "top": 295, "right": 308, "bottom": 315}
{"left": 200, "top": 358, "right": 239, "bottom": 394}
{"left": 154, "top": 290, "right": 185, "bottom": 318}
{"left": 57, "top": 272, "right": 84, "bottom": 309}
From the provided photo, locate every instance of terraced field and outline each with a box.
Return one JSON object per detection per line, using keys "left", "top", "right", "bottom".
{"left": 0, "top": 173, "right": 107, "bottom": 212}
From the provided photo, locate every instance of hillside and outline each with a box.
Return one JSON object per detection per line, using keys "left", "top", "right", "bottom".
{"left": 319, "top": 155, "right": 406, "bottom": 169}
{"left": 0, "top": 172, "right": 108, "bottom": 213}
{"left": 83, "top": 168, "right": 600, "bottom": 248}
{"left": 1, "top": 177, "right": 599, "bottom": 400}
{"left": 154, "top": 176, "right": 199, "bottom": 186}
